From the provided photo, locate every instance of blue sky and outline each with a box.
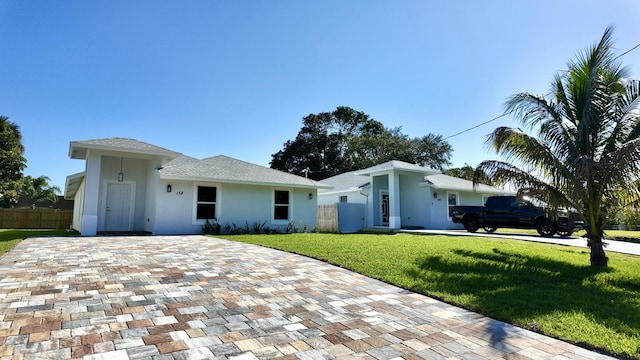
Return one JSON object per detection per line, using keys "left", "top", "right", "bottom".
{"left": 1, "top": 1, "right": 639, "bottom": 190}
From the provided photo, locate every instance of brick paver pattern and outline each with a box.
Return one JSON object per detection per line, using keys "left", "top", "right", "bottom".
{"left": 0, "top": 236, "right": 615, "bottom": 360}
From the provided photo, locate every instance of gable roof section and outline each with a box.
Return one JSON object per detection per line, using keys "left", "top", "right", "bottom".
{"left": 318, "top": 164, "right": 511, "bottom": 195}
{"left": 69, "top": 137, "right": 181, "bottom": 159}
{"left": 317, "top": 170, "right": 369, "bottom": 193}
{"left": 354, "top": 160, "right": 440, "bottom": 177}
{"left": 159, "top": 155, "right": 331, "bottom": 189}
{"left": 423, "top": 173, "right": 512, "bottom": 194}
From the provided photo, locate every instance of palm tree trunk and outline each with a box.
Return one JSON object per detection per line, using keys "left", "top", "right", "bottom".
{"left": 589, "top": 240, "right": 608, "bottom": 267}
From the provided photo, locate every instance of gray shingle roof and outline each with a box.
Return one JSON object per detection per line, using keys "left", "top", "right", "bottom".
{"left": 354, "top": 160, "right": 440, "bottom": 176}
{"left": 424, "top": 174, "right": 512, "bottom": 194}
{"left": 69, "top": 138, "right": 181, "bottom": 159}
{"left": 159, "top": 155, "right": 331, "bottom": 189}
{"left": 66, "top": 138, "right": 331, "bottom": 192}
{"left": 318, "top": 168, "right": 511, "bottom": 194}
{"left": 317, "top": 170, "right": 369, "bottom": 193}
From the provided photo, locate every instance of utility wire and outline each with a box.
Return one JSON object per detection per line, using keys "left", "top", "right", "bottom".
{"left": 444, "top": 113, "right": 508, "bottom": 140}
{"left": 444, "top": 42, "right": 640, "bottom": 141}
{"left": 615, "top": 43, "right": 640, "bottom": 60}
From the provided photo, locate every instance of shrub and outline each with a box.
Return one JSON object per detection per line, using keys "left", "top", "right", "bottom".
{"left": 621, "top": 208, "right": 640, "bottom": 230}
{"left": 202, "top": 219, "right": 221, "bottom": 234}
{"left": 253, "top": 220, "right": 267, "bottom": 234}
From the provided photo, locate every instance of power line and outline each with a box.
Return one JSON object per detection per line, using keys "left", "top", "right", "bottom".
{"left": 444, "top": 113, "right": 508, "bottom": 140}
{"left": 444, "top": 42, "right": 640, "bottom": 141}
{"left": 615, "top": 42, "right": 640, "bottom": 60}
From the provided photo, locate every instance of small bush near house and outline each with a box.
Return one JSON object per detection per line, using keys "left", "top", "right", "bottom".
{"left": 202, "top": 219, "right": 221, "bottom": 234}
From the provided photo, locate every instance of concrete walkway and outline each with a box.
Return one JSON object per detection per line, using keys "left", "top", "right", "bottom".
{"left": 0, "top": 236, "right": 617, "bottom": 360}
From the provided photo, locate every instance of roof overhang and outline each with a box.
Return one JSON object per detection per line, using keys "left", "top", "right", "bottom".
{"left": 419, "top": 180, "right": 513, "bottom": 195}
{"left": 158, "top": 174, "right": 334, "bottom": 190}
{"left": 355, "top": 162, "right": 440, "bottom": 177}
{"left": 68, "top": 140, "right": 179, "bottom": 160}
{"left": 64, "top": 172, "right": 85, "bottom": 200}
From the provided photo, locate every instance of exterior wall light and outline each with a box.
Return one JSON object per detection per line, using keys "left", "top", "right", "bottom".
{"left": 167, "top": 184, "right": 172, "bottom": 193}
{"left": 308, "top": 193, "right": 313, "bottom": 200}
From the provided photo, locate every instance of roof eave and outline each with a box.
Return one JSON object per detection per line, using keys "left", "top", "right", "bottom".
{"left": 159, "top": 174, "right": 333, "bottom": 189}
{"left": 64, "top": 172, "right": 85, "bottom": 200}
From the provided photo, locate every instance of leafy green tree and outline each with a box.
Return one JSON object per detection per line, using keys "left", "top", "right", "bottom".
{"left": 270, "top": 106, "right": 452, "bottom": 180}
{"left": 445, "top": 164, "right": 493, "bottom": 185}
{"left": 20, "top": 175, "right": 61, "bottom": 209}
{"left": 0, "top": 116, "right": 26, "bottom": 207}
{"left": 475, "top": 26, "right": 640, "bottom": 266}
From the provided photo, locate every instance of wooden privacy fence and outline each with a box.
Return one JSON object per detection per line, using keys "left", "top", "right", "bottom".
{"left": 0, "top": 208, "right": 73, "bottom": 229}
{"left": 317, "top": 204, "right": 339, "bottom": 233}
{"left": 317, "top": 203, "right": 365, "bottom": 233}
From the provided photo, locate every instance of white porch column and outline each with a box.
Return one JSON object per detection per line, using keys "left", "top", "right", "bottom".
{"left": 81, "top": 152, "right": 101, "bottom": 236}
{"left": 388, "top": 172, "right": 401, "bottom": 229}
{"left": 366, "top": 183, "right": 374, "bottom": 228}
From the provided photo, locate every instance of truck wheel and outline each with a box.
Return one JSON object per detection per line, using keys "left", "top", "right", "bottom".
{"left": 536, "top": 218, "right": 556, "bottom": 237}
{"left": 483, "top": 227, "right": 497, "bottom": 233}
{"left": 464, "top": 217, "right": 479, "bottom": 233}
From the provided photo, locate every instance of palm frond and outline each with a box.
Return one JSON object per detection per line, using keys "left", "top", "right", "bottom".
{"left": 485, "top": 127, "right": 569, "bottom": 184}
{"left": 475, "top": 160, "right": 570, "bottom": 207}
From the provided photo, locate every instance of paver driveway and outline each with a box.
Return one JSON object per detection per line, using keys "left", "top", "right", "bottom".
{"left": 0, "top": 236, "right": 615, "bottom": 360}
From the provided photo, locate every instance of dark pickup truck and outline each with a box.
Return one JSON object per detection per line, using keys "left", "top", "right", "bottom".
{"left": 451, "top": 195, "right": 583, "bottom": 237}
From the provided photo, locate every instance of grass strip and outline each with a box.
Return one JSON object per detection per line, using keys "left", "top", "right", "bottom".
{"left": 0, "top": 229, "right": 77, "bottom": 256}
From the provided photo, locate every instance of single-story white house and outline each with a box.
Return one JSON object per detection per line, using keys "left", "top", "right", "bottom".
{"left": 317, "top": 160, "right": 511, "bottom": 231}
{"left": 64, "top": 138, "right": 330, "bottom": 235}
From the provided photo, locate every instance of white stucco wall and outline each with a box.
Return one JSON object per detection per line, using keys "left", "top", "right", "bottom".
{"left": 399, "top": 174, "right": 430, "bottom": 229}
{"left": 317, "top": 189, "right": 366, "bottom": 206}
{"left": 427, "top": 190, "right": 491, "bottom": 229}
{"left": 97, "top": 156, "right": 151, "bottom": 232}
{"left": 153, "top": 180, "right": 319, "bottom": 235}
{"left": 72, "top": 178, "right": 86, "bottom": 232}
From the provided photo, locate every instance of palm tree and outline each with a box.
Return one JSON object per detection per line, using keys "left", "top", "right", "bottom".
{"left": 475, "top": 26, "right": 640, "bottom": 267}
{"left": 20, "top": 176, "right": 61, "bottom": 209}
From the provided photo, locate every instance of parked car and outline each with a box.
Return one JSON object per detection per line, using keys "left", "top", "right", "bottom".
{"left": 451, "top": 195, "right": 583, "bottom": 237}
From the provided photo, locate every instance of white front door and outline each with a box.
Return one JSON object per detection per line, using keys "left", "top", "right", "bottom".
{"left": 104, "top": 182, "right": 133, "bottom": 231}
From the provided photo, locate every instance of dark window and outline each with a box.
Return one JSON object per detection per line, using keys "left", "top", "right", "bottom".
{"left": 274, "top": 190, "right": 289, "bottom": 220}
{"left": 198, "top": 186, "right": 216, "bottom": 202}
{"left": 197, "top": 204, "right": 216, "bottom": 220}
{"left": 339, "top": 196, "right": 348, "bottom": 203}
{"left": 197, "top": 186, "right": 217, "bottom": 220}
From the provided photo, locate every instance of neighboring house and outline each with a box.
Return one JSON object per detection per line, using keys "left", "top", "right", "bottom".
{"left": 317, "top": 160, "right": 511, "bottom": 231}
{"left": 64, "top": 138, "right": 330, "bottom": 235}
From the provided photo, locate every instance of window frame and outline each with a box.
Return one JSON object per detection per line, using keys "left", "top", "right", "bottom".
{"left": 272, "top": 189, "right": 292, "bottom": 224}
{"left": 193, "top": 183, "right": 220, "bottom": 224}
{"left": 447, "top": 191, "right": 459, "bottom": 220}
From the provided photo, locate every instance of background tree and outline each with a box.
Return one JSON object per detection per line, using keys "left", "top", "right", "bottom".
{"left": 0, "top": 116, "right": 26, "bottom": 207}
{"left": 20, "top": 175, "right": 61, "bottom": 209}
{"left": 270, "top": 106, "right": 452, "bottom": 180}
{"left": 475, "top": 26, "right": 640, "bottom": 267}
{"left": 445, "top": 164, "right": 493, "bottom": 185}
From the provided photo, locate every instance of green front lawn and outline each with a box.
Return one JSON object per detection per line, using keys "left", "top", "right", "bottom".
{"left": 0, "top": 229, "right": 76, "bottom": 256}
{"left": 218, "top": 233, "right": 640, "bottom": 359}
